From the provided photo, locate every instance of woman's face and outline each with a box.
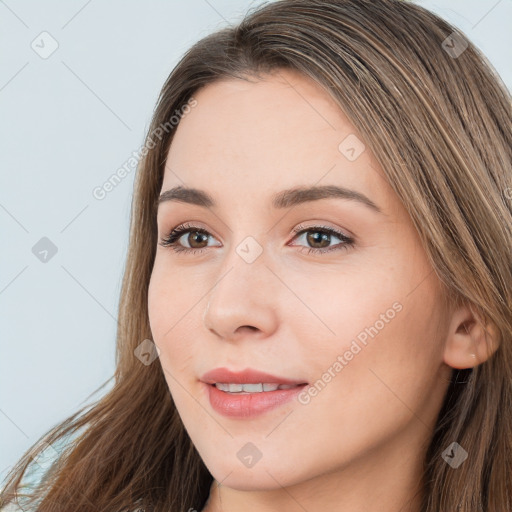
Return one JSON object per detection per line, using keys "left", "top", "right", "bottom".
{"left": 148, "top": 69, "right": 452, "bottom": 496}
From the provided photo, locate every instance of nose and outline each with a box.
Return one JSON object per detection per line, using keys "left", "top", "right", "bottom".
{"left": 202, "top": 248, "right": 281, "bottom": 342}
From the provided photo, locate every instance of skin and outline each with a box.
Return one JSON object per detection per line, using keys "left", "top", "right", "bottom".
{"left": 147, "top": 68, "right": 495, "bottom": 512}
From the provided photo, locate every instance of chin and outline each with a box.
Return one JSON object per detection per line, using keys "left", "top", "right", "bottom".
{"left": 204, "top": 456, "right": 310, "bottom": 492}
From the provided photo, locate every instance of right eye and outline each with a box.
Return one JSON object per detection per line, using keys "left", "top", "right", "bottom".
{"left": 159, "top": 222, "right": 220, "bottom": 254}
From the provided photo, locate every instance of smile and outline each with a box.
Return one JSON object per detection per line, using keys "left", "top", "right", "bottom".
{"left": 214, "top": 382, "right": 302, "bottom": 393}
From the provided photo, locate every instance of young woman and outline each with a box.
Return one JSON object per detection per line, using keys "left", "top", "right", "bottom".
{"left": 1, "top": 0, "right": 511, "bottom": 511}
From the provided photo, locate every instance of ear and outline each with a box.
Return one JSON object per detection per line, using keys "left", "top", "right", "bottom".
{"left": 443, "top": 302, "right": 500, "bottom": 369}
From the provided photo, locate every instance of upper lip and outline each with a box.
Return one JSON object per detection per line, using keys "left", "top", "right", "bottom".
{"left": 200, "top": 367, "right": 308, "bottom": 385}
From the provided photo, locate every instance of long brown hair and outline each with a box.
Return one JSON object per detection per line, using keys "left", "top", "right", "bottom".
{"left": 2, "top": 1, "right": 511, "bottom": 510}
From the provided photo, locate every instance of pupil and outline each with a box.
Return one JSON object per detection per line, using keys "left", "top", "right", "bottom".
{"left": 190, "top": 232, "right": 207, "bottom": 248}
{"left": 307, "top": 231, "right": 329, "bottom": 248}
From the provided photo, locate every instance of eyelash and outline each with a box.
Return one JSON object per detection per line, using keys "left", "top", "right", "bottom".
{"left": 158, "top": 222, "right": 355, "bottom": 256}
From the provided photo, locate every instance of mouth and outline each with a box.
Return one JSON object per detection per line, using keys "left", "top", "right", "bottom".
{"left": 202, "top": 381, "right": 309, "bottom": 418}
{"left": 211, "top": 382, "right": 306, "bottom": 394}
{"left": 200, "top": 368, "right": 309, "bottom": 417}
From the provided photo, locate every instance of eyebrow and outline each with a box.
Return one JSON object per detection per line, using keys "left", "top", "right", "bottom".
{"left": 157, "top": 184, "right": 382, "bottom": 214}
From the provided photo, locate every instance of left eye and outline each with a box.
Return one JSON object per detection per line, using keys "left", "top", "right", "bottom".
{"left": 290, "top": 224, "right": 355, "bottom": 255}
{"left": 159, "top": 222, "right": 355, "bottom": 256}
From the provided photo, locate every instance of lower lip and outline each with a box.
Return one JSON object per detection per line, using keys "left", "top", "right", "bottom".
{"left": 204, "top": 382, "right": 308, "bottom": 418}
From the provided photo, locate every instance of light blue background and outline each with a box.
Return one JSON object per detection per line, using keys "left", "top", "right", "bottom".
{"left": 1, "top": 0, "right": 511, "bottom": 482}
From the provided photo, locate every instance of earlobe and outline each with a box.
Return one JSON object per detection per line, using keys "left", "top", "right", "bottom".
{"left": 443, "top": 304, "right": 500, "bottom": 370}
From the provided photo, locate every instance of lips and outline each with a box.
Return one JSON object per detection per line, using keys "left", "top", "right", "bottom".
{"left": 200, "top": 367, "right": 309, "bottom": 418}
{"left": 200, "top": 367, "right": 308, "bottom": 386}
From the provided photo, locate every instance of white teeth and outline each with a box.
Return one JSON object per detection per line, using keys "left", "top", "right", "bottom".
{"left": 214, "top": 383, "right": 298, "bottom": 393}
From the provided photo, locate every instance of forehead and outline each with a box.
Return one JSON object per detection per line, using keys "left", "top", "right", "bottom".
{"left": 162, "top": 69, "right": 395, "bottom": 216}
{"left": 169, "top": 70, "right": 353, "bottom": 160}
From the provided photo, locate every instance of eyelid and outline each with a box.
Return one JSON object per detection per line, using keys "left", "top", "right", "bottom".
{"left": 291, "top": 221, "right": 354, "bottom": 240}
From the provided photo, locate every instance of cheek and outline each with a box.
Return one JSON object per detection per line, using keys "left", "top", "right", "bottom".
{"left": 147, "top": 260, "right": 201, "bottom": 376}
{"left": 148, "top": 256, "right": 198, "bottom": 332}
{"left": 284, "top": 258, "right": 403, "bottom": 359}
{"left": 295, "top": 249, "right": 444, "bottom": 405}
{"left": 303, "top": 273, "right": 444, "bottom": 430}
{"left": 284, "top": 278, "right": 445, "bottom": 473}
